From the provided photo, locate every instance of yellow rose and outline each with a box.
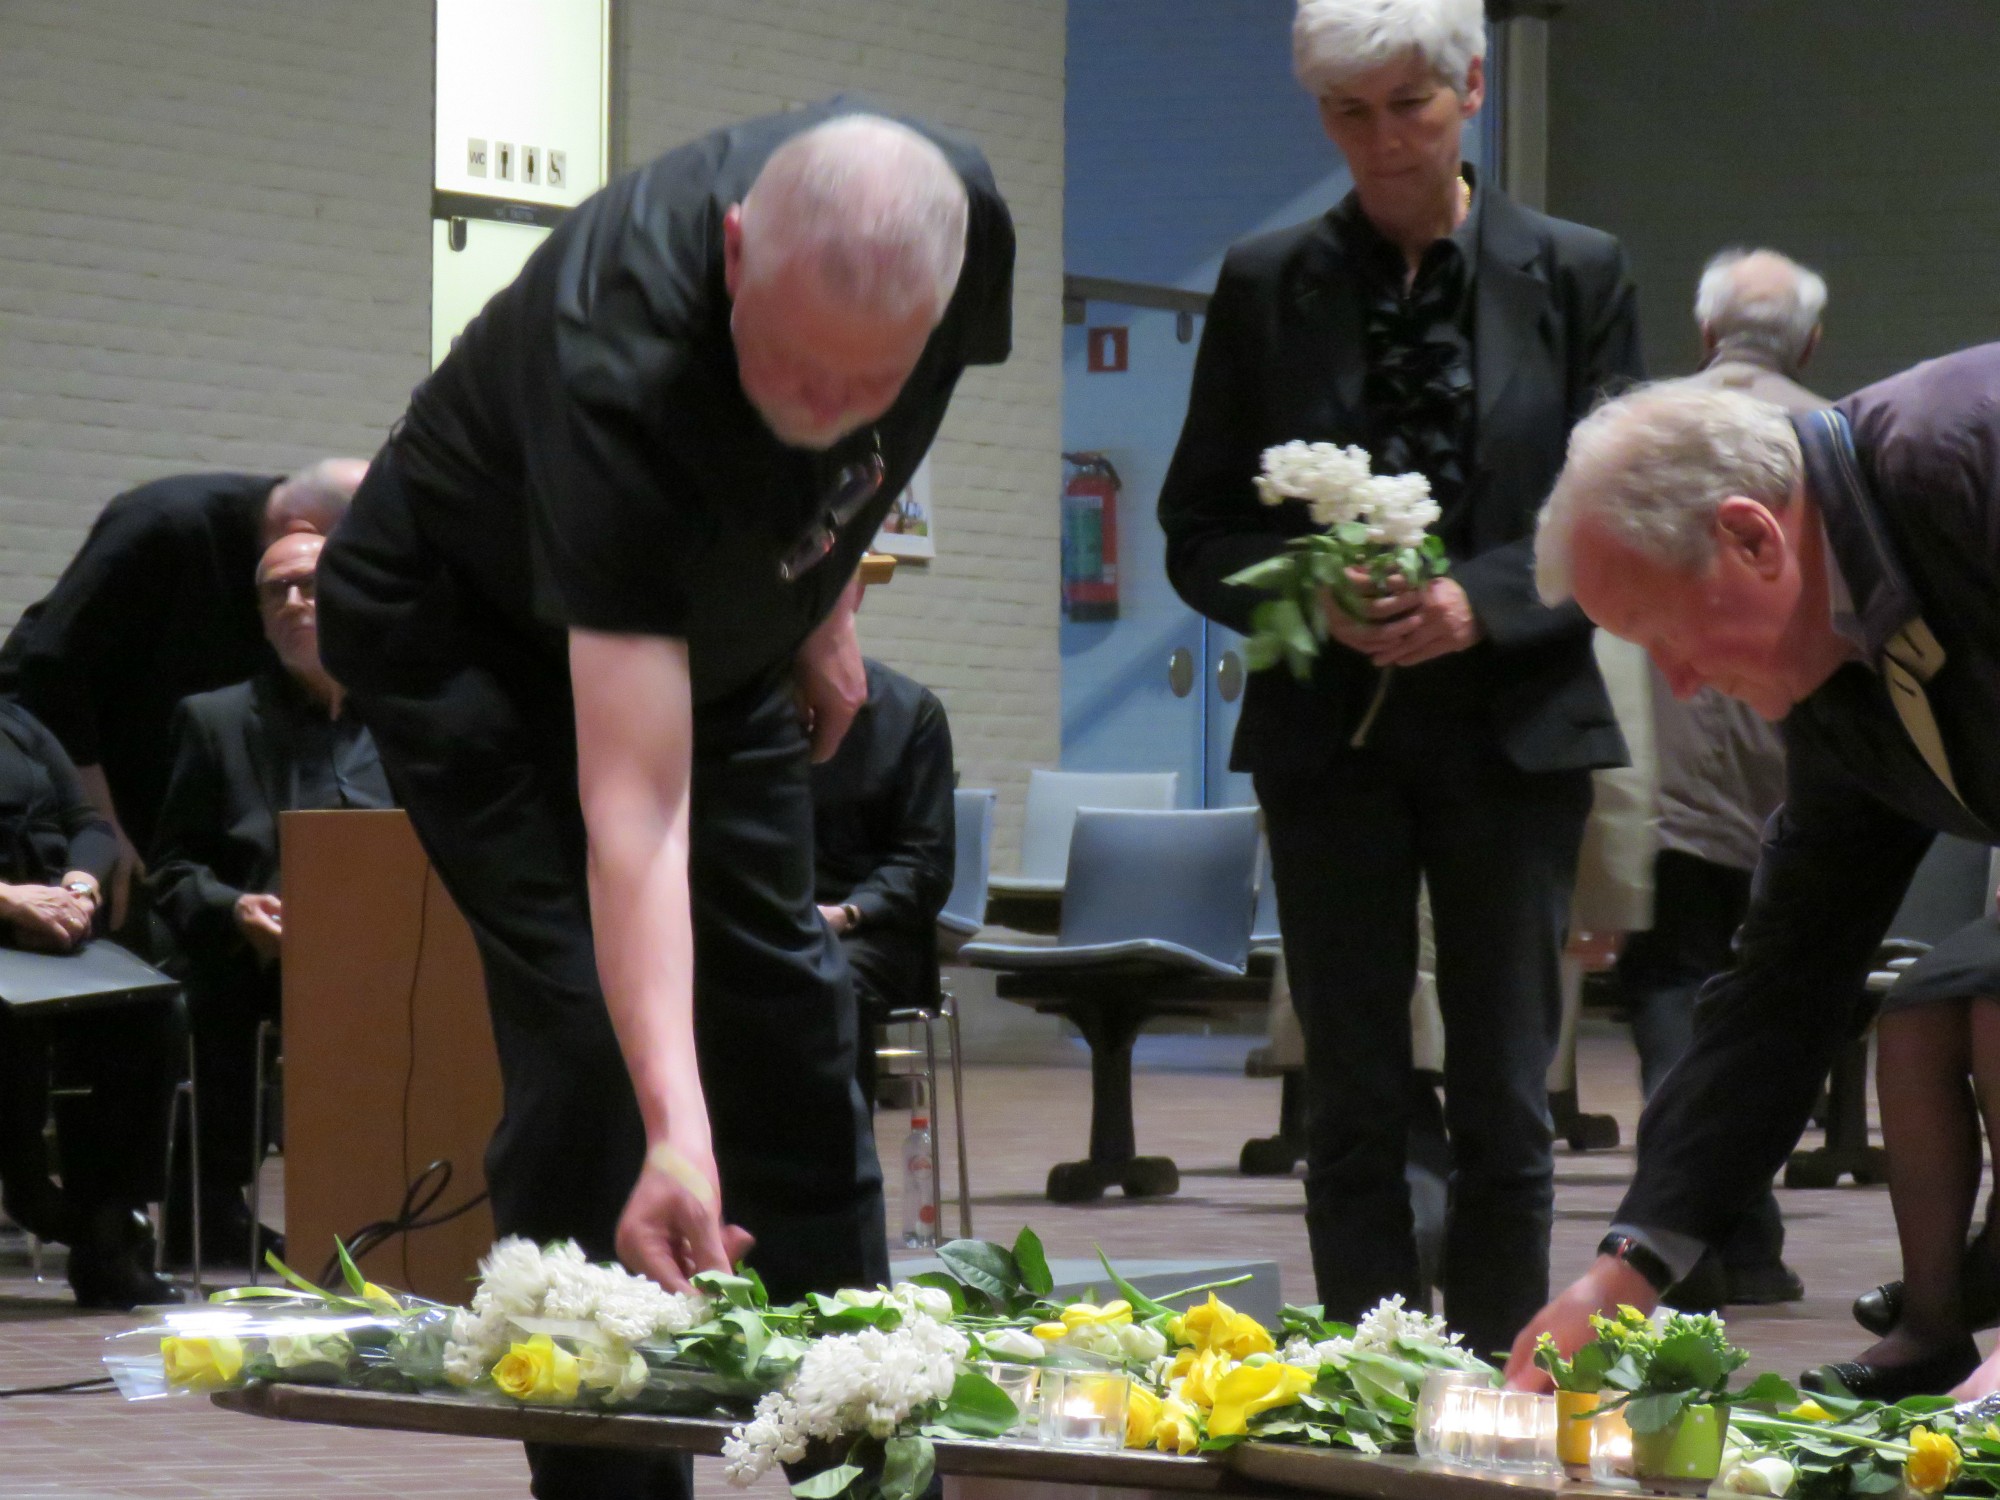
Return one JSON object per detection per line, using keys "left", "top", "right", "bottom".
{"left": 1206, "top": 1361, "right": 1314, "bottom": 1439}
{"left": 1789, "top": 1400, "right": 1835, "bottom": 1423}
{"left": 1174, "top": 1348, "right": 1232, "bottom": 1411}
{"left": 492, "top": 1333, "right": 581, "bottom": 1405}
{"left": 1168, "top": 1294, "right": 1275, "bottom": 1360}
{"left": 1059, "top": 1299, "right": 1133, "bottom": 1333}
{"left": 1126, "top": 1384, "right": 1164, "bottom": 1448}
{"left": 1153, "top": 1394, "right": 1205, "bottom": 1455}
{"left": 161, "top": 1334, "right": 246, "bottom": 1391}
{"left": 1905, "top": 1429, "right": 1962, "bottom": 1495}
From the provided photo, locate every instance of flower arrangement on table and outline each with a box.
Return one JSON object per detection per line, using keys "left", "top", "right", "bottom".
{"left": 111, "top": 1230, "right": 2000, "bottom": 1500}
{"left": 1224, "top": 440, "right": 1448, "bottom": 744}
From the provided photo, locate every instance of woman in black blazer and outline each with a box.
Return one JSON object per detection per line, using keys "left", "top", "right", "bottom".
{"left": 1159, "top": 0, "right": 1642, "bottom": 1358}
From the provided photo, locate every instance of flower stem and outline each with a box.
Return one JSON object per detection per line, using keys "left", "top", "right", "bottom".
{"left": 1349, "top": 669, "right": 1393, "bottom": 748}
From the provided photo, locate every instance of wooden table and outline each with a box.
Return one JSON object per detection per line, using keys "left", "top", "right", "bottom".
{"left": 213, "top": 1386, "right": 1618, "bottom": 1500}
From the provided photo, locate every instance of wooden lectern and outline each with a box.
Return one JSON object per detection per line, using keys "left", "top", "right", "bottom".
{"left": 281, "top": 809, "right": 502, "bottom": 1302}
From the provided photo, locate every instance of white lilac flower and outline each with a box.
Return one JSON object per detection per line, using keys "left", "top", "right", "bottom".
{"left": 723, "top": 1314, "right": 968, "bottom": 1485}
{"left": 1253, "top": 441, "right": 1436, "bottom": 547}
{"left": 1348, "top": 1295, "right": 1461, "bottom": 1355}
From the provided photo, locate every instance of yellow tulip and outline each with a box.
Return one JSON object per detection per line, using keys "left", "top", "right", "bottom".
{"left": 1153, "top": 1394, "right": 1205, "bottom": 1455}
{"left": 160, "top": 1334, "right": 246, "bottom": 1391}
{"left": 1206, "top": 1362, "right": 1314, "bottom": 1439}
{"left": 1174, "top": 1348, "right": 1232, "bottom": 1411}
{"left": 1032, "top": 1322, "right": 1069, "bottom": 1341}
{"left": 1058, "top": 1299, "right": 1133, "bottom": 1332}
{"left": 1905, "top": 1429, "right": 1962, "bottom": 1496}
{"left": 1168, "top": 1293, "right": 1275, "bottom": 1360}
{"left": 1126, "top": 1384, "right": 1164, "bottom": 1448}
{"left": 359, "top": 1281, "right": 402, "bottom": 1313}
{"left": 492, "top": 1333, "right": 581, "bottom": 1405}
{"left": 1789, "top": 1400, "right": 1835, "bottom": 1422}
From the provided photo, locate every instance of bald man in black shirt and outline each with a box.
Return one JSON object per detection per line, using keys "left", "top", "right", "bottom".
{"left": 319, "top": 104, "right": 1012, "bottom": 1500}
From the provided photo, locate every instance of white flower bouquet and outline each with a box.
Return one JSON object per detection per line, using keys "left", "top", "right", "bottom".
{"left": 1225, "top": 441, "right": 1447, "bottom": 742}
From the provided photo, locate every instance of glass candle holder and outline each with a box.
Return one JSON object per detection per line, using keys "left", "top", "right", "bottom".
{"left": 1424, "top": 1384, "right": 1559, "bottom": 1476}
{"left": 1590, "top": 1406, "right": 1639, "bottom": 1487}
{"left": 1415, "top": 1370, "right": 1490, "bottom": 1461}
{"left": 1036, "top": 1367, "right": 1130, "bottom": 1451}
{"left": 980, "top": 1362, "right": 1043, "bottom": 1433}
{"left": 1492, "top": 1389, "right": 1559, "bottom": 1474}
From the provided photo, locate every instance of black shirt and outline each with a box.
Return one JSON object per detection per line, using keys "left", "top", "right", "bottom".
{"left": 0, "top": 701, "right": 118, "bottom": 889}
{"left": 0, "top": 472, "right": 278, "bottom": 851}
{"left": 388, "top": 101, "right": 1016, "bottom": 707}
{"left": 810, "top": 658, "right": 955, "bottom": 933}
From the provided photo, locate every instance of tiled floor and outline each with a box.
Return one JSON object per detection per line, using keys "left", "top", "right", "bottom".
{"left": 0, "top": 1024, "right": 1954, "bottom": 1497}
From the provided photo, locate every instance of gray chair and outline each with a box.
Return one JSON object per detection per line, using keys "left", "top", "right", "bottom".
{"left": 962, "top": 806, "right": 1264, "bottom": 1202}
{"left": 1788, "top": 834, "right": 1995, "bottom": 1189}
{"left": 988, "top": 769, "right": 1178, "bottom": 897}
{"left": 937, "top": 788, "right": 996, "bottom": 943}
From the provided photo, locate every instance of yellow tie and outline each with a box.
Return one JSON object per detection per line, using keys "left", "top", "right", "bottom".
{"left": 1882, "top": 619, "right": 1967, "bottom": 809}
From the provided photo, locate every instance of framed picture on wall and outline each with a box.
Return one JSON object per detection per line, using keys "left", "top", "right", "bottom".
{"left": 872, "top": 454, "right": 936, "bottom": 559}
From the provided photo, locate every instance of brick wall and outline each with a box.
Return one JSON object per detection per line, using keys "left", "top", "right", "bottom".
{"left": 1546, "top": 0, "right": 2000, "bottom": 396}
{"left": 0, "top": 0, "right": 433, "bottom": 623}
{"left": 617, "top": 0, "right": 1068, "bottom": 861}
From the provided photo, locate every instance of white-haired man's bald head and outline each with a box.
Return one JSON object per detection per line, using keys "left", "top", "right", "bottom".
{"left": 1695, "top": 248, "right": 1827, "bottom": 375}
{"left": 724, "top": 114, "right": 969, "bottom": 450}
{"left": 739, "top": 115, "right": 967, "bottom": 322}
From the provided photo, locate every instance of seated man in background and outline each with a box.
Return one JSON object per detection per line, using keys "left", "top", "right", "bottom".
{"left": 809, "top": 580, "right": 956, "bottom": 1107}
{"left": 0, "top": 697, "right": 175, "bottom": 1308}
{"left": 0, "top": 460, "right": 365, "bottom": 927}
{"left": 150, "top": 530, "right": 394, "bottom": 1261}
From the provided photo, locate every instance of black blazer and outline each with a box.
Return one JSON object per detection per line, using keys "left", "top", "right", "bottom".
{"left": 149, "top": 670, "right": 392, "bottom": 969}
{"left": 1159, "top": 186, "right": 1642, "bottom": 776}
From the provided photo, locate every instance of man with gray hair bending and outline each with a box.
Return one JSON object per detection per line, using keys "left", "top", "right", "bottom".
{"left": 318, "top": 104, "right": 1013, "bottom": 1500}
{"left": 1505, "top": 342, "right": 2000, "bottom": 1395}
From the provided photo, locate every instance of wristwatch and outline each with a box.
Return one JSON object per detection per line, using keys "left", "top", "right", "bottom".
{"left": 1596, "top": 1231, "right": 1673, "bottom": 1295}
{"left": 64, "top": 878, "right": 97, "bottom": 900}
{"left": 840, "top": 902, "right": 862, "bottom": 931}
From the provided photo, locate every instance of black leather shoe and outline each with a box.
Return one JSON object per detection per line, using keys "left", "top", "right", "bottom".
{"left": 68, "top": 1206, "right": 178, "bottom": 1311}
{"left": 163, "top": 1198, "right": 283, "bottom": 1270}
{"left": 1662, "top": 1253, "right": 1728, "bottom": 1315}
{"left": 1853, "top": 1242, "right": 2000, "bottom": 1337}
{"left": 1802, "top": 1339, "right": 1981, "bottom": 1402}
{"left": 1727, "top": 1261, "right": 1806, "bottom": 1306}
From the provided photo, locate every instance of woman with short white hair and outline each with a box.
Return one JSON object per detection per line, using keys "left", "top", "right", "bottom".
{"left": 1160, "top": 0, "right": 1643, "bottom": 1358}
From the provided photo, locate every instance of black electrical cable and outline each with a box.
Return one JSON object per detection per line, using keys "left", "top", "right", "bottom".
{"left": 0, "top": 1375, "right": 115, "bottom": 1399}
{"left": 316, "top": 1159, "right": 488, "bottom": 1288}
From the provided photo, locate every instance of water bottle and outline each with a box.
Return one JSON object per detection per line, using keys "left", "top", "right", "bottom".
{"left": 901, "top": 1111, "right": 937, "bottom": 1248}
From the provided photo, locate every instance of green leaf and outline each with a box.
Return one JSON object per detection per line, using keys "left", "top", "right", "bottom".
{"left": 1733, "top": 1371, "right": 1800, "bottom": 1407}
{"left": 1012, "top": 1227, "right": 1054, "bottom": 1297}
{"left": 936, "top": 1240, "right": 1020, "bottom": 1304}
{"left": 1332, "top": 521, "right": 1370, "bottom": 547}
{"left": 724, "top": 1307, "right": 769, "bottom": 1366}
{"left": 1092, "top": 1246, "right": 1172, "bottom": 1320}
{"left": 1224, "top": 556, "right": 1298, "bottom": 591}
{"left": 791, "top": 1464, "right": 865, "bottom": 1499}
{"left": 1849, "top": 1467, "right": 1904, "bottom": 1495}
{"left": 334, "top": 1238, "right": 368, "bottom": 1296}
{"left": 939, "top": 1368, "right": 1022, "bottom": 1437}
{"left": 1623, "top": 1390, "right": 1693, "bottom": 1436}
{"left": 264, "top": 1250, "right": 335, "bottom": 1302}
{"left": 693, "top": 1270, "right": 767, "bottom": 1308}
{"left": 881, "top": 1436, "right": 935, "bottom": 1500}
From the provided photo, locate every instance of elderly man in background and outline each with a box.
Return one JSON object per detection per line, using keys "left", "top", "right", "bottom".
{"left": 0, "top": 461, "right": 364, "bottom": 925}
{"left": 1613, "top": 248, "right": 1829, "bottom": 1311}
{"left": 318, "top": 105, "right": 1013, "bottom": 1500}
{"left": 150, "top": 531, "right": 392, "bottom": 1264}
{"left": 1506, "top": 342, "right": 2000, "bottom": 1395}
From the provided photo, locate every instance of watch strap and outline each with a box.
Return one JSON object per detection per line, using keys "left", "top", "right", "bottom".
{"left": 1596, "top": 1231, "right": 1673, "bottom": 1295}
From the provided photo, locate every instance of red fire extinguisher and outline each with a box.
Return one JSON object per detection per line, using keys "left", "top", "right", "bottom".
{"left": 1061, "top": 452, "right": 1120, "bottom": 622}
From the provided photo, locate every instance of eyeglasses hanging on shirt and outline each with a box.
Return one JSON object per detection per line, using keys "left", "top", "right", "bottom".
{"left": 776, "top": 431, "right": 886, "bottom": 583}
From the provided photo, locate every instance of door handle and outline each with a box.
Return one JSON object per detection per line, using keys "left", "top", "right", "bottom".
{"left": 1216, "top": 650, "right": 1245, "bottom": 703}
{"left": 1167, "top": 647, "right": 1195, "bottom": 698}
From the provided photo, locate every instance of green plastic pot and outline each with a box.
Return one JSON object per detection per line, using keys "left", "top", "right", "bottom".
{"left": 1630, "top": 1404, "right": 1728, "bottom": 1495}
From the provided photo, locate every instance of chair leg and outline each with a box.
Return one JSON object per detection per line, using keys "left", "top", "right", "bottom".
{"left": 1786, "top": 1034, "right": 1887, "bottom": 1188}
{"left": 1046, "top": 1002, "right": 1178, "bottom": 1204}
{"left": 943, "top": 988, "right": 973, "bottom": 1239}
{"left": 157, "top": 1082, "right": 183, "bottom": 1279}
{"left": 1240, "top": 1070, "right": 1306, "bottom": 1176}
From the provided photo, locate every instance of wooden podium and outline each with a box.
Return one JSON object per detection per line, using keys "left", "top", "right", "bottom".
{"left": 281, "top": 809, "right": 502, "bottom": 1302}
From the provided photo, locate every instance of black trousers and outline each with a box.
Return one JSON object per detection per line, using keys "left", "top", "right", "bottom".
{"left": 843, "top": 926, "right": 934, "bottom": 1105}
{"left": 319, "top": 451, "right": 887, "bottom": 1500}
{"left": 1256, "top": 722, "right": 1592, "bottom": 1360}
{"left": 1615, "top": 848, "right": 1786, "bottom": 1271}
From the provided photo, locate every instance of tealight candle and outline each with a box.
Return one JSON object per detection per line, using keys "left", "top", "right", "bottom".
{"left": 1036, "top": 1368, "right": 1130, "bottom": 1451}
{"left": 1590, "top": 1407, "right": 1639, "bottom": 1487}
